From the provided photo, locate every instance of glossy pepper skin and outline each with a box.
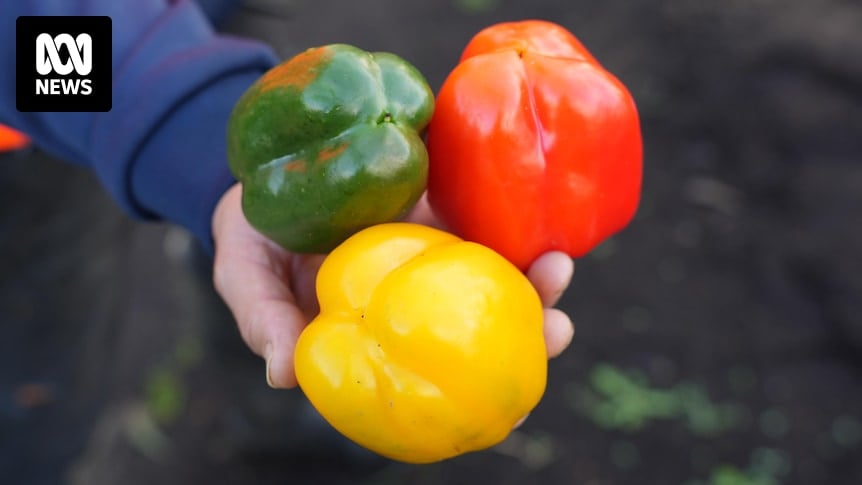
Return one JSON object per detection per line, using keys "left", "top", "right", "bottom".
{"left": 427, "top": 20, "right": 642, "bottom": 270}
{"left": 227, "top": 44, "right": 434, "bottom": 253}
{"left": 294, "top": 223, "right": 547, "bottom": 464}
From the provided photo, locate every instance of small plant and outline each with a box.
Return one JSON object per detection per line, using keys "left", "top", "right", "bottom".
{"left": 688, "top": 448, "right": 791, "bottom": 485}
{"left": 569, "top": 363, "right": 744, "bottom": 437}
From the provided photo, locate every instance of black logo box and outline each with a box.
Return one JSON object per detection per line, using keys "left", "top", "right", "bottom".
{"left": 16, "top": 16, "right": 112, "bottom": 112}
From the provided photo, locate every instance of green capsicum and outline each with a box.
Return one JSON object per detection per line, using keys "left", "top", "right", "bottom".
{"left": 227, "top": 44, "right": 434, "bottom": 253}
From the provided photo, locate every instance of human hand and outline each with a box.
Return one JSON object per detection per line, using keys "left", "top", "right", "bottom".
{"left": 212, "top": 183, "right": 575, "bottom": 389}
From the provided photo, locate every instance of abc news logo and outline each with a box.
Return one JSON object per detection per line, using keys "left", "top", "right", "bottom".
{"left": 36, "top": 33, "right": 94, "bottom": 95}
{"left": 17, "top": 16, "right": 111, "bottom": 112}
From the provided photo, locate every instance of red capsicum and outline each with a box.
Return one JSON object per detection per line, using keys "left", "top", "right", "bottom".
{"left": 426, "top": 20, "right": 642, "bottom": 270}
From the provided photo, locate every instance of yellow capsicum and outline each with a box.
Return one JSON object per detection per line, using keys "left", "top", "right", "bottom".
{"left": 294, "top": 222, "right": 547, "bottom": 463}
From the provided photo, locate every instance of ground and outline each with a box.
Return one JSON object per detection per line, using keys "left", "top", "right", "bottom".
{"left": 1, "top": 0, "right": 861, "bottom": 484}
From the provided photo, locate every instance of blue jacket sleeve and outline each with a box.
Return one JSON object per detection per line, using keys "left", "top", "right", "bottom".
{"left": 0, "top": 0, "right": 278, "bottom": 251}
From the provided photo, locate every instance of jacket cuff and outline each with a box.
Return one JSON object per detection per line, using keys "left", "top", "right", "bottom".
{"left": 89, "top": 1, "right": 276, "bottom": 251}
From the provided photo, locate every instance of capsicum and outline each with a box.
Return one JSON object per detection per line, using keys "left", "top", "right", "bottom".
{"left": 227, "top": 44, "right": 434, "bottom": 253}
{"left": 294, "top": 223, "right": 547, "bottom": 463}
{"left": 427, "top": 20, "right": 642, "bottom": 270}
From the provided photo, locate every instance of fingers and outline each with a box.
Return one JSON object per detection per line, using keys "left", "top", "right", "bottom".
{"left": 527, "top": 251, "right": 574, "bottom": 307}
{"left": 287, "top": 252, "right": 326, "bottom": 321}
{"left": 526, "top": 252, "right": 575, "bottom": 358}
{"left": 213, "top": 245, "right": 305, "bottom": 388}
{"left": 247, "top": 300, "right": 306, "bottom": 389}
{"left": 212, "top": 184, "right": 308, "bottom": 388}
{"left": 544, "top": 308, "right": 574, "bottom": 358}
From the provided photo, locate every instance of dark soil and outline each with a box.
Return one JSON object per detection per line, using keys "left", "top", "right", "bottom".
{"left": 2, "top": 0, "right": 861, "bottom": 484}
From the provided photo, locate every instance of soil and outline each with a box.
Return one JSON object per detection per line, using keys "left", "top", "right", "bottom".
{"left": 1, "top": 0, "right": 861, "bottom": 484}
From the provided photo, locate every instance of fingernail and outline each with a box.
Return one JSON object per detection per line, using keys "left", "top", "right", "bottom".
{"left": 266, "top": 360, "right": 276, "bottom": 388}
{"left": 264, "top": 342, "right": 276, "bottom": 388}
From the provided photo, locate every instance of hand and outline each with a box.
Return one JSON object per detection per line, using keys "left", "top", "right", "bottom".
{"left": 212, "top": 183, "right": 575, "bottom": 389}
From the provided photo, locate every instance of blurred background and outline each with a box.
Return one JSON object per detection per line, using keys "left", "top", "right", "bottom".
{"left": 2, "top": 0, "right": 861, "bottom": 483}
